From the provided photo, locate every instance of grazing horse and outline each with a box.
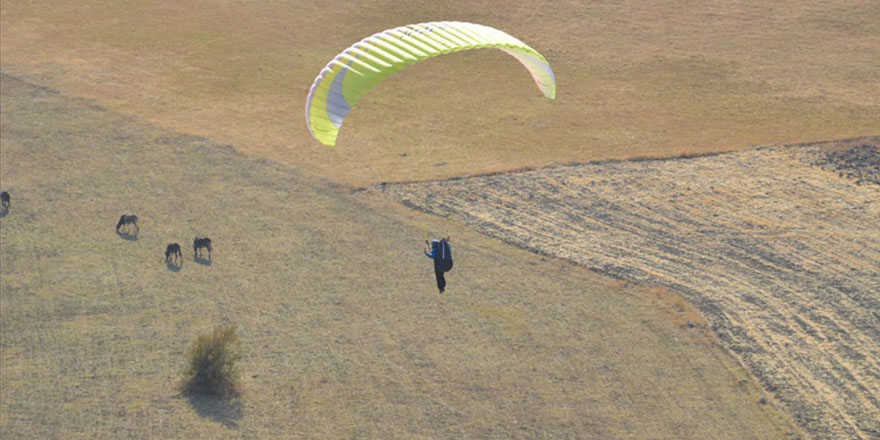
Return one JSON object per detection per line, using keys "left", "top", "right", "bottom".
{"left": 0, "top": 191, "right": 9, "bottom": 209}
{"left": 116, "top": 214, "right": 139, "bottom": 234}
{"left": 193, "top": 237, "right": 212, "bottom": 260}
{"left": 165, "top": 243, "right": 182, "bottom": 264}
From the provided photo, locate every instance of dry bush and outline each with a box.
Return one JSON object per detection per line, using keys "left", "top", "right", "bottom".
{"left": 182, "top": 324, "right": 242, "bottom": 398}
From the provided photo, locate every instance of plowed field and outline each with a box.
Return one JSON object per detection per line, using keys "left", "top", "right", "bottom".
{"left": 383, "top": 138, "right": 880, "bottom": 439}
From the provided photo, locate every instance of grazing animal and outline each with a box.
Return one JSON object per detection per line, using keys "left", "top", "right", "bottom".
{"left": 193, "top": 237, "right": 212, "bottom": 260}
{"left": 0, "top": 191, "right": 9, "bottom": 209}
{"left": 116, "top": 214, "right": 139, "bottom": 233}
{"left": 165, "top": 243, "right": 182, "bottom": 264}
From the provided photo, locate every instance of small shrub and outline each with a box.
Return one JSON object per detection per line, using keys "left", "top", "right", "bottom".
{"left": 182, "top": 324, "right": 242, "bottom": 398}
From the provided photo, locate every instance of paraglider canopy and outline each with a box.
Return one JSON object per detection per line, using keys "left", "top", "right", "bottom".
{"left": 305, "top": 21, "right": 556, "bottom": 146}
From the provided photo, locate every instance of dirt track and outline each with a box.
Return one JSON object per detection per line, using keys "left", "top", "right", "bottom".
{"left": 383, "top": 139, "right": 880, "bottom": 440}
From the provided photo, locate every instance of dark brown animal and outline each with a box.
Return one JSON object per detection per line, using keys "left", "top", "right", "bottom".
{"left": 165, "top": 243, "right": 182, "bottom": 264}
{"left": 116, "top": 214, "right": 139, "bottom": 233}
{"left": 193, "top": 237, "right": 212, "bottom": 260}
{"left": 0, "top": 191, "right": 9, "bottom": 209}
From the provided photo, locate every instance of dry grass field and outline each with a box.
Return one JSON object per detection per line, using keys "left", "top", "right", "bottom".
{"left": 384, "top": 138, "right": 880, "bottom": 439}
{"left": 2, "top": 0, "right": 879, "bottom": 438}
{"left": 0, "top": 73, "right": 799, "bottom": 438}
{"left": 2, "top": 0, "right": 878, "bottom": 185}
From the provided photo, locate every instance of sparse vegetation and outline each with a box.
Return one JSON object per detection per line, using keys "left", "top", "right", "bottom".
{"left": 0, "top": 74, "right": 796, "bottom": 438}
{"left": 182, "top": 324, "right": 242, "bottom": 398}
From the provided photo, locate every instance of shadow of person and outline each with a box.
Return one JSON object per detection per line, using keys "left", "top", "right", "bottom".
{"left": 194, "top": 256, "right": 213, "bottom": 266}
{"left": 116, "top": 230, "right": 138, "bottom": 241}
{"left": 184, "top": 393, "right": 243, "bottom": 428}
{"left": 166, "top": 260, "right": 182, "bottom": 272}
{"left": 0, "top": 206, "right": 8, "bottom": 218}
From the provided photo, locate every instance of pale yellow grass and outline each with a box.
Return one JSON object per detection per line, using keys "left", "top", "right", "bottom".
{"left": 2, "top": 1, "right": 875, "bottom": 437}
{"left": 1, "top": 0, "right": 878, "bottom": 185}
{"left": 0, "top": 73, "right": 800, "bottom": 438}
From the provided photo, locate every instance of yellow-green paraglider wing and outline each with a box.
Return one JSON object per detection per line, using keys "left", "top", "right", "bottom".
{"left": 305, "top": 21, "right": 556, "bottom": 146}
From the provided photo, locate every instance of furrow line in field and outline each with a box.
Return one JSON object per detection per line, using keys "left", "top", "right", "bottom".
{"left": 383, "top": 141, "right": 880, "bottom": 439}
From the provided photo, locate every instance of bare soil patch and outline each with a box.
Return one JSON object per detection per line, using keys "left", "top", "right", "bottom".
{"left": 383, "top": 137, "right": 880, "bottom": 440}
{"left": 812, "top": 142, "right": 880, "bottom": 185}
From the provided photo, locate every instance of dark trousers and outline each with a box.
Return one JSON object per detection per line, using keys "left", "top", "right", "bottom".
{"left": 434, "top": 266, "right": 446, "bottom": 292}
{"left": 434, "top": 260, "right": 452, "bottom": 293}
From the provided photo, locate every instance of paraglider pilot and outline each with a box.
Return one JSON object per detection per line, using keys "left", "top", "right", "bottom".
{"left": 424, "top": 237, "right": 453, "bottom": 293}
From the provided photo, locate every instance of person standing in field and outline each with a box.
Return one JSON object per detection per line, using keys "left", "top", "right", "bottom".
{"left": 424, "top": 238, "right": 453, "bottom": 293}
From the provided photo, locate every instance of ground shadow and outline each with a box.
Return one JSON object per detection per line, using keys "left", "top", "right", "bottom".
{"left": 116, "top": 230, "right": 138, "bottom": 241}
{"left": 184, "top": 392, "right": 243, "bottom": 428}
{"left": 194, "top": 255, "right": 212, "bottom": 266}
{"left": 166, "top": 260, "right": 182, "bottom": 272}
{"left": 0, "top": 207, "right": 8, "bottom": 218}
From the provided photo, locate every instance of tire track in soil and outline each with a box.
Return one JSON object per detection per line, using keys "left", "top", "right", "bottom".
{"left": 382, "top": 139, "right": 880, "bottom": 440}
